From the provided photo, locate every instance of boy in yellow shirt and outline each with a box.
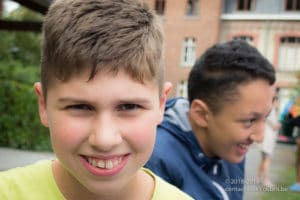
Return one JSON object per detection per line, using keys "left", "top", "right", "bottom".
{"left": 0, "top": 0, "right": 193, "bottom": 199}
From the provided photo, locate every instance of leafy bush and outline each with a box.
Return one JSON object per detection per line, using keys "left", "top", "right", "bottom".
{"left": 0, "top": 31, "right": 42, "bottom": 66}
{"left": 0, "top": 61, "right": 51, "bottom": 151}
{"left": 0, "top": 6, "right": 43, "bottom": 66}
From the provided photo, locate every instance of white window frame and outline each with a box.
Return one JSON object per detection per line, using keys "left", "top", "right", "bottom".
{"left": 237, "top": 0, "right": 255, "bottom": 11}
{"left": 285, "top": 0, "right": 300, "bottom": 11}
{"left": 278, "top": 37, "right": 300, "bottom": 72}
{"left": 176, "top": 80, "right": 188, "bottom": 98}
{"left": 181, "top": 37, "right": 196, "bottom": 67}
{"left": 186, "top": 0, "right": 199, "bottom": 16}
{"left": 155, "top": 0, "right": 165, "bottom": 15}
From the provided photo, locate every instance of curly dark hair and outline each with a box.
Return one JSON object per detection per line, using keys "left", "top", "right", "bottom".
{"left": 188, "top": 40, "right": 275, "bottom": 114}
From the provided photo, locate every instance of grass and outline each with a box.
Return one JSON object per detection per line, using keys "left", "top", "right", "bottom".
{"left": 261, "top": 163, "right": 300, "bottom": 199}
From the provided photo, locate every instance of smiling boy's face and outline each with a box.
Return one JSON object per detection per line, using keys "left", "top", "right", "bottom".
{"left": 193, "top": 80, "right": 275, "bottom": 164}
{"left": 35, "top": 69, "right": 170, "bottom": 197}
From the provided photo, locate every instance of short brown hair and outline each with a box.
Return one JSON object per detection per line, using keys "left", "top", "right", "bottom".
{"left": 41, "top": 0, "right": 164, "bottom": 98}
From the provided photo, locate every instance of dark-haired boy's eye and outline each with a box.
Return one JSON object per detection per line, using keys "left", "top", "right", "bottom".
{"left": 241, "top": 118, "right": 256, "bottom": 128}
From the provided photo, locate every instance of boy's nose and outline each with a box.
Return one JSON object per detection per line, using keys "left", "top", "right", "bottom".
{"left": 88, "top": 115, "right": 122, "bottom": 151}
{"left": 249, "top": 123, "right": 265, "bottom": 143}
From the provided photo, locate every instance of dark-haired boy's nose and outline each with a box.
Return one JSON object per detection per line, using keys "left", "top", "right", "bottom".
{"left": 249, "top": 123, "right": 265, "bottom": 143}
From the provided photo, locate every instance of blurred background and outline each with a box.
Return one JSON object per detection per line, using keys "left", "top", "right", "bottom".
{"left": 0, "top": 0, "right": 300, "bottom": 199}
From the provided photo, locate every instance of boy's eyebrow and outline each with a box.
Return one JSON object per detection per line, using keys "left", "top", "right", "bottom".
{"left": 117, "top": 97, "right": 152, "bottom": 103}
{"left": 241, "top": 110, "right": 272, "bottom": 118}
{"left": 116, "top": 98, "right": 154, "bottom": 107}
{"left": 57, "top": 97, "right": 90, "bottom": 103}
{"left": 57, "top": 97, "right": 152, "bottom": 104}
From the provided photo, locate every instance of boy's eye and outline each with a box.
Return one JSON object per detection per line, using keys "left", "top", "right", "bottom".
{"left": 242, "top": 118, "right": 256, "bottom": 128}
{"left": 66, "top": 104, "right": 92, "bottom": 111}
{"left": 117, "top": 104, "right": 141, "bottom": 111}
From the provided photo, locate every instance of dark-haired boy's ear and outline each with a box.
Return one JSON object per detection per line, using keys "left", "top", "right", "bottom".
{"left": 34, "top": 82, "right": 49, "bottom": 127}
{"left": 190, "top": 99, "right": 209, "bottom": 127}
{"left": 157, "top": 82, "right": 172, "bottom": 124}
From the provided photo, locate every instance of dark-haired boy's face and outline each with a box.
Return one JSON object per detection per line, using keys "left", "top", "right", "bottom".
{"left": 198, "top": 79, "right": 275, "bottom": 163}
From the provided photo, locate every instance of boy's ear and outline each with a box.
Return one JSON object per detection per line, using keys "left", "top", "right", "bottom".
{"left": 34, "top": 82, "right": 49, "bottom": 127}
{"left": 158, "top": 82, "right": 172, "bottom": 123}
{"left": 189, "top": 99, "right": 210, "bottom": 127}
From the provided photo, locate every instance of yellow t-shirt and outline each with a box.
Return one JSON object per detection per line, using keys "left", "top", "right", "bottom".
{"left": 144, "top": 168, "right": 194, "bottom": 200}
{"left": 0, "top": 160, "right": 193, "bottom": 200}
{"left": 0, "top": 160, "right": 64, "bottom": 200}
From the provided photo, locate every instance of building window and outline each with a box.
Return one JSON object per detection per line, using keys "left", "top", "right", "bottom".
{"left": 237, "top": 0, "right": 254, "bottom": 11}
{"left": 233, "top": 35, "right": 254, "bottom": 45}
{"left": 176, "top": 80, "right": 188, "bottom": 98}
{"left": 155, "top": 0, "right": 165, "bottom": 15}
{"left": 186, "top": 0, "right": 199, "bottom": 16}
{"left": 181, "top": 37, "right": 196, "bottom": 67}
{"left": 278, "top": 36, "right": 300, "bottom": 71}
{"left": 285, "top": 0, "right": 300, "bottom": 11}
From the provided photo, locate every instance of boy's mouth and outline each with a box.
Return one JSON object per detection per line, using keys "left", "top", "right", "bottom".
{"left": 86, "top": 157, "right": 123, "bottom": 170}
{"left": 237, "top": 143, "right": 249, "bottom": 149}
{"left": 81, "top": 154, "right": 130, "bottom": 176}
{"left": 236, "top": 142, "right": 252, "bottom": 156}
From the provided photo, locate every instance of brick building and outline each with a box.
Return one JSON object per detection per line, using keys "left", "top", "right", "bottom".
{"left": 1, "top": 0, "right": 299, "bottom": 107}
{"left": 220, "top": 0, "right": 300, "bottom": 114}
{"left": 146, "top": 0, "right": 223, "bottom": 97}
{"left": 146, "top": 0, "right": 300, "bottom": 114}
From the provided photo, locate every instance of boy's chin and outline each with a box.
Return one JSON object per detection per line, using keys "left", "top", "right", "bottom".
{"left": 226, "top": 155, "right": 245, "bottom": 164}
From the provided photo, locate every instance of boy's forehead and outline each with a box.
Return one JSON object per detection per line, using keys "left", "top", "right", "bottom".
{"left": 48, "top": 69, "right": 158, "bottom": 89}
{"left": 44, "top": 67, "right": 162, "bottom": 102}
{"left": 44, "top": 70, "right": 161, "bottom": 106}
{"left": 225, "top": 81, "right": 274, "bottom": 110}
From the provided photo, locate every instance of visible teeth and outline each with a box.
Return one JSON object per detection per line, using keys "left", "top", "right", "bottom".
{"left": 239, "top": 144, "right": 248, "bottom": 149}
{"left": 87, "top": 157, "right": 122, "bottom": 169}
{"left": 97, "top": 160, "right": 105, "bottom": 168}
{"left": 113, "top": 159, "right": 119, "bottom": 166}
{"left": 106, "top": 160, "right": 113, "bottom": 169}
{"left": 92, "top": 159, "right": 97, "bottom": 166}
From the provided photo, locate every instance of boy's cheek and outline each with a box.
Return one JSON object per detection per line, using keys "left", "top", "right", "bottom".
{"left": 49, "top": 114, "right": 157, "bottom": 152}
{"left": 50, "top": 117, "right": 84, "bottom": 137}
{"left": 124, "top": 119, "right": 156, "bottom": 149}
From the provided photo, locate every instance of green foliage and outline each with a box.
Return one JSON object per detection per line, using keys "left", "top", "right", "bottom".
{"left": 0, "top": 6, "right": 42, "bottom": 66}
{"left": 0, "top": 5, "right": 50, "bottom": 151}
{"left": 0, "top": 61, "right": 51, "bottom": 151}
{"left": 0, "top": 31, "right": 42, "bottom": 66}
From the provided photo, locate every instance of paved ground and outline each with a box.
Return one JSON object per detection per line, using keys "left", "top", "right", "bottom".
{"left": 0, "top": 143, "right": 297, "bottom": 199}
{"left": 0, "top": 147, "right": 54, "bottom": 171}
{"left": 243, "top": 142, "right": 296, "bottom": 200}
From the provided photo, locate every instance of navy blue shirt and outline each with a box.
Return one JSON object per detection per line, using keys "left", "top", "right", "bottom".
{"left": 145, "top": 98, "right": 244, "bottom": 200}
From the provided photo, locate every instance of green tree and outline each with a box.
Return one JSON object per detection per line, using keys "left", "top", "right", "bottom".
{"left": 0, "top": 61, "right": 51, "bottom": 151}
{"left": 0, "top": 5, "right": 50, "bottom": 151}
{"left": 0, "top": 5, "right": 43, "bottom": 66}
